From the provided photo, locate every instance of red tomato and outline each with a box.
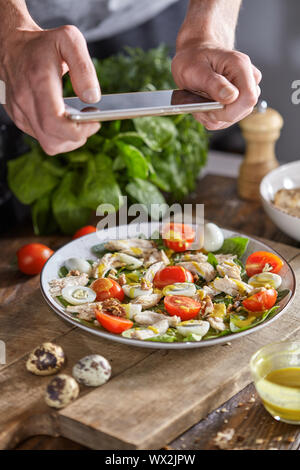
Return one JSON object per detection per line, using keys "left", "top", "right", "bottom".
{"left": 91, "top": 278, "right": 124, "bottom": 302}
{"left": 242, "top": 288, "right": 278, "bottom": 312}
{"left": 162, "top": 223, "right": 195, "bottom": 252}
{"left": 17, "top": 243, "right": 54, "bottom": 275}
{"left": 164, "top": 295, "right": 202, "bottom": 321}
{"left": 245, "top": 251, "right": 283, "bottom": 278}
{"left": 73, "top": 225, "right": 96, "bottom": 239}
{"left": 96, "top": 310, "right": 133, "bottom": 334}
{"left": 154, "top": 265, "right": 194, "bottom": 289}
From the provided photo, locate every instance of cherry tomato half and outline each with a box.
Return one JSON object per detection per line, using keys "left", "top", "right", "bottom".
{"left": 162, "top": 223, "right": 195, "bottom": 252}
{"left": 73, "top": 225, "right": 96, "bottom": 239}
{"left": 17, "top": 243, "right": 54, "bottom": 275}
{"left": 91, "top": 278, "right": 124, "bottom": 302}
{"left": 164, "top": 295, "right": 202, "bottom": 321}
{"left": 242, "top": 288, "right": 278, "bottom": 312}
{"left": 154, "top": 265, "right": 194, "bottom": 289}
{"left": 95, "top": 310, "right": 133, "bottom": 334}
{"left": 245, "top": 251, "right": 283, "bottom": 278}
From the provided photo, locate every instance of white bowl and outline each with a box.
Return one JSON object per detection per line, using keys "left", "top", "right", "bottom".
{"left": 260, "top": 161, "right": 300, "bottom": 242}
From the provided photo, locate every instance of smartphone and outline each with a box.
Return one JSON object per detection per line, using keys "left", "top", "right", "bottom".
{"left": 64, "top": 89, "right": 223, "bottom": 122}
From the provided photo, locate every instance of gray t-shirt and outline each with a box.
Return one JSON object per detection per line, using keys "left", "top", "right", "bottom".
{"left": 26, "top": 0, "right": 179, "bottom": 42}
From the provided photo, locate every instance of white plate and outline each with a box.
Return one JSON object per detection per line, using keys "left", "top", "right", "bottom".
{"left": 40, "top": 222, "right": 296, "bottom": 349}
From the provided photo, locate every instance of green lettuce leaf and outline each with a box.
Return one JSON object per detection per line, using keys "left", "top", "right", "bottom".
{"left": 217, "top": 237, "right": 249, "bottom": 259}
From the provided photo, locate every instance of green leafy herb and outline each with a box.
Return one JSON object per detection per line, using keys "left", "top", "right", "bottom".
{"left": 58, "top": 266, "right": 69, "bottom": 278}
{"left": 217, "top": 237, "right": 249, "bottom": 259}
{"left": 207, "top": 252, "right": 218, "bottom": 269}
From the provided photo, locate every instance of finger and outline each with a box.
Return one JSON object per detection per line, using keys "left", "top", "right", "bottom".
{"left": 175, "top": 60, "right": 239, "bottom": 105}
{"left": 204, "top": 59, "right": 259, "bottom": 124}
{"left": 57, "top": 25, "right": 101, "bottom": 104}
{"left": 252, "top": 65, "right": 262, "bottom": 85}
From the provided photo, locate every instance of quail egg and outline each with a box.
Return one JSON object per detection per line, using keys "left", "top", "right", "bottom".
{"left": 45, "top": 374, "right": 79, "bottom": 409}
{"left": 72, "top": 354, "right": 111, "bottom": 387}
{"left": 122, "top": 284, "right": 153, "bottom": 299}
{"left": 203, "top": 223, "right": 224, "bottom": 252}
{"left": 65, "top": 257, "right": 92, "bottom": 275}
{"left": 248, "top": 272, "right": 282, "bottom": 289}
{"left": 61, "top": 285, "right": 96, "bottom": 305}
{"left": 26, "top": 342, "right": 65, "bottom": 376}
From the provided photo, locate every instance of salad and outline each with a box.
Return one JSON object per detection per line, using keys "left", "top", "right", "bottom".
{"left": 48, "top": 223, "right": 289, "bottom": 343}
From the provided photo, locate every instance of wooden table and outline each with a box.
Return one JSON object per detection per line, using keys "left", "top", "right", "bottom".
{"left": 1, "top": 163, "right": 300, "bottom": 450}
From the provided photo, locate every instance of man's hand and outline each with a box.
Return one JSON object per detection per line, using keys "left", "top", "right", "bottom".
{"left": 172, "top": 43, "right": 261, "bottom": 130}
{"left": 1, "top": 25, "right": 101, "bottom": 155}
{"left": 172, "top": 0, "right": 261, "bottom": 130}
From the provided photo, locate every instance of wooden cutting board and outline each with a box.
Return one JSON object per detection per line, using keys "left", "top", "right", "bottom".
{"left": 0, "top": 237, "right": 299, "bottom": 450}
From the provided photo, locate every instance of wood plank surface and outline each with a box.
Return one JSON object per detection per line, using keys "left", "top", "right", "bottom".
{"left": 0, "top": 237, "right": 299, "bottom": 450}
{"left": 1, "top": 173, "right": 299, "bottom": 450}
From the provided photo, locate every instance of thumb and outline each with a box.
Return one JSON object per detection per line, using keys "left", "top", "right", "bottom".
{"left": 58, "top": 25, "right": 101, "bottom": 103}
{"left": 178, "top": 61, "right": 239, "bottom": 105}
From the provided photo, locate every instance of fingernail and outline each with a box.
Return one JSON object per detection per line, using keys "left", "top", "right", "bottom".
{"left": 82, "top": 87, "right": 101, "bottom": 103}
{"left": 219, "top": 86, "right": 235, "bottom": 100}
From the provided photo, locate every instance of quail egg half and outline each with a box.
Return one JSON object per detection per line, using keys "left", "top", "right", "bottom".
{"left": 26, "top": 342, "right": 65, "bottom": 376}
{"left": 72, "top": 354, "right": 111, "bottom": 387}
{"left": 45, "top": 374, "right": 79, "bottom": 409}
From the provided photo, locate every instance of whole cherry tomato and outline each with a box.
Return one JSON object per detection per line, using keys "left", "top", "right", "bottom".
{"left": 73, "top": 225, "right": 96, "bottom": 239}
{"left": 17, "top": 243, "right": 54, "bottom": 275}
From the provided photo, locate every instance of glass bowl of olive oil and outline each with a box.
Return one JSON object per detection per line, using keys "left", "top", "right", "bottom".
{"left": 250, "top": 340, "right": 300, "bottom": 424}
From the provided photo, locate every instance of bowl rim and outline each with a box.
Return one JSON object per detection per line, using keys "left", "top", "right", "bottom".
{"left": 260, "top": 162, "right": 300, "bottom": 222}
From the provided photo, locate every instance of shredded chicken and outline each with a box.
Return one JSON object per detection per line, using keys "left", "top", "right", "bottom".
{"left": 134, "top": 310, "right": 181, "bottom": 327}
{"left": 92, "top": 252, "right": 142, "bottom": 278}
{"left": 143, "top": 261, "right": 165, "bottom": 283}
{"left": 66, "top": 302, "right": 101, "bottom": 321}
{"left": 217, "top": 261, "right": 241, "bottom": 280}
{"left": 49, "top": 273, "right": 89, "bottom": 297}
{"left": 212, "top": 276, "right": 253, "bottom": 297}
{"left": 208, "top": 316, "right": 227, "bottom": 331}
{"left": 130, "top": 293, "right": 162, "bottom": 309}
{"left": 178, "top": 260, "right": 216, "bottom": 282}
{"left": 104, "top": 238, "right": 155, "bottom": 257}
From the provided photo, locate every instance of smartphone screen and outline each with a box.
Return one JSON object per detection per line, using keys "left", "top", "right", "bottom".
{"left": 64, "top": 89, "right": 222, "bottom": 122}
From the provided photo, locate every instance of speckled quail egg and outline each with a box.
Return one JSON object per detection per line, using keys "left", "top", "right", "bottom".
{"left": 203, "top": 223, "right": 224, "bottom": 252}
{"left": 45, "top": 374, "right": 79, "bottom": 409}
{"left": 26, "top": 342, "right": 65, "bottom": 376}
{"left": 72, "top": 354, "right": 111, "bottom": 387}
{"left": 65, "top": 257, "right": 92, "bottom": 275}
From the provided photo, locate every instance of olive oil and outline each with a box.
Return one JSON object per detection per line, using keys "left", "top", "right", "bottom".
{"left": 256, "top": 367, "right": 300, "bottom": 423}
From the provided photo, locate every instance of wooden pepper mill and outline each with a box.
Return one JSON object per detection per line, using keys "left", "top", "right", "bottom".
{"left": 238, "top": 100, "right": 283, "bottom": 201}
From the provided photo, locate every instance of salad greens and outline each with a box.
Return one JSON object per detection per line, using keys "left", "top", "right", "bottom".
{"left": 7, "top": 46, "right": 208, "bottom": 235}
{"left": 52, "top": 233, "right": 289, "bottom": 344}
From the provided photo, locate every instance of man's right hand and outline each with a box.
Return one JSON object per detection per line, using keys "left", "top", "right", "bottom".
{"left": 0, "top": 25, "right": 101, "bottom": 155}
